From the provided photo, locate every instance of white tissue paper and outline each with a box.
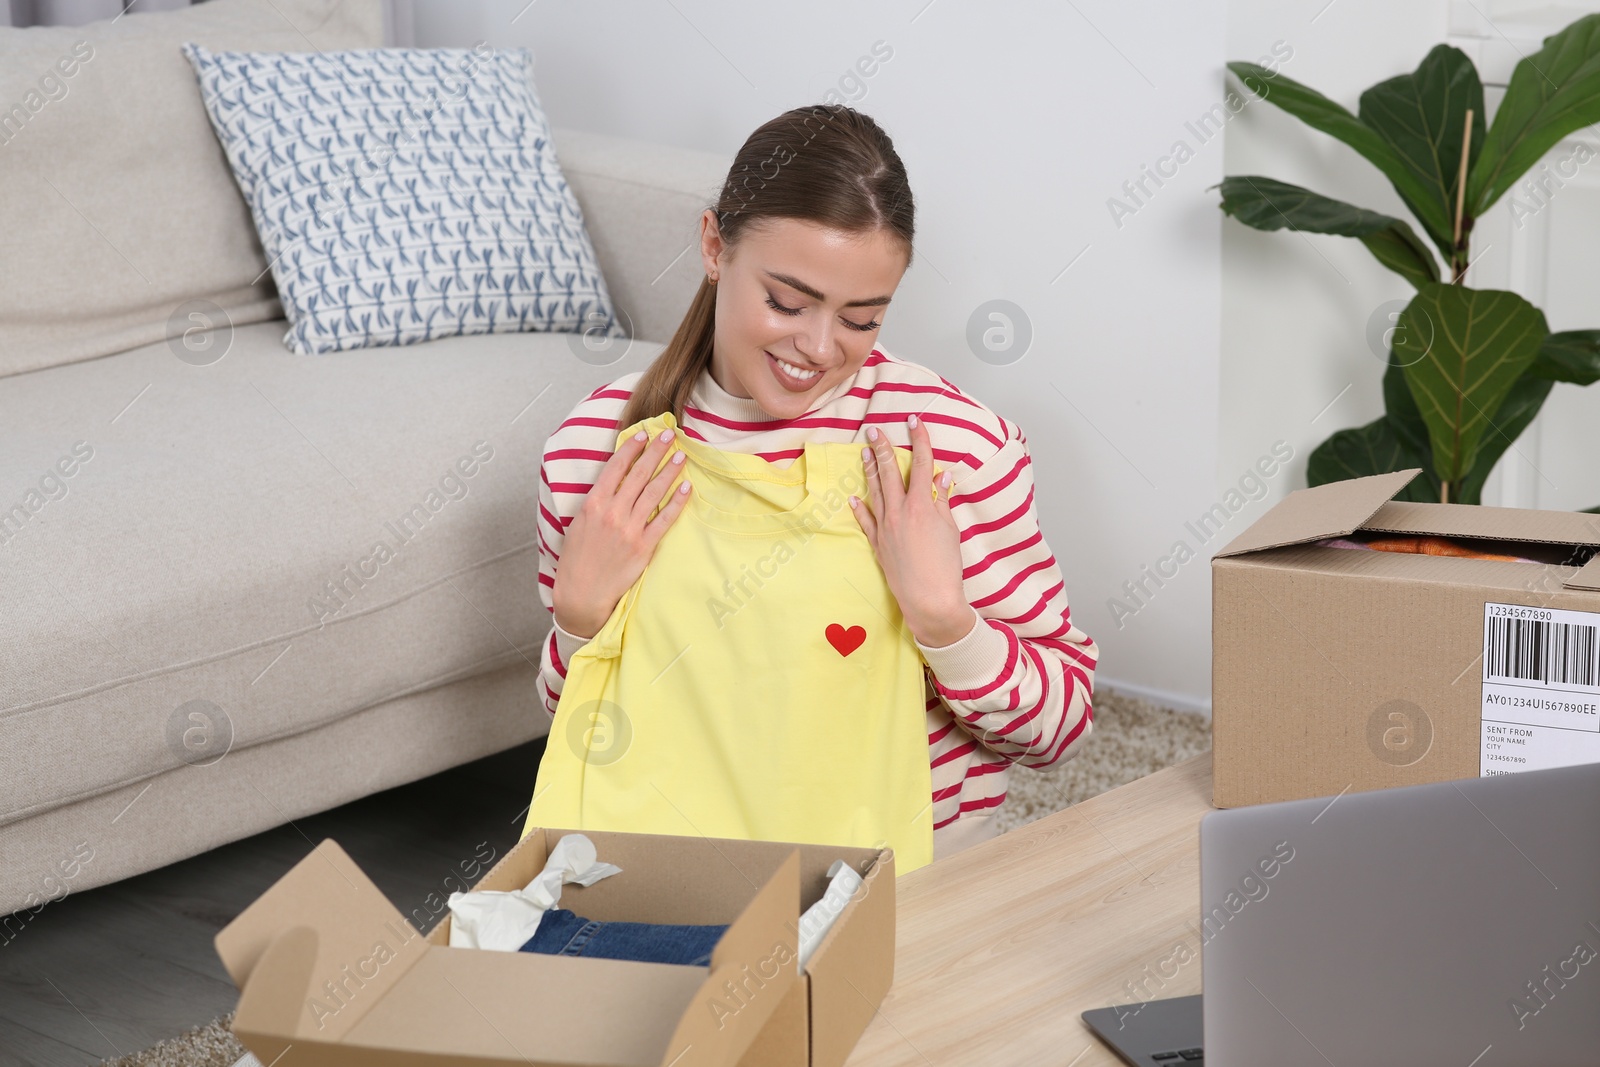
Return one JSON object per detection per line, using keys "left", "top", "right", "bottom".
{"left": 447, "top": 833, "right": 622, "bottom": 951}
{"left": 796, "top": 858, "right": 864, "bottom": 973}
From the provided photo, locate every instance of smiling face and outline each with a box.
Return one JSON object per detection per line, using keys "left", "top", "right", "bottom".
{"left": 701, "top": 211, "right": 909, "bottom": 419}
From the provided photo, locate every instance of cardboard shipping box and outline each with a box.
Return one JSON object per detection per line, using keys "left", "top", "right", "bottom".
{"left": 1213, "top": 469, "right": 1600, "bottom": 808}
{"left": 214, "top": 826, "right": 895, "bottom": 1067}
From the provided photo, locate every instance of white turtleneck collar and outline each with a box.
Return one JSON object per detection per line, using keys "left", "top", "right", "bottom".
{"left": 688, "top": 360, "right": 855, "bottom": 424}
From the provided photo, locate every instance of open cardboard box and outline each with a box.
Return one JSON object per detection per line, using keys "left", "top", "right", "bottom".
{"left": 214, "top": 826, "right": 895, "bottom": 1067}
{"left": 1213, "top": 469, "right": 1600, "bottom": 807}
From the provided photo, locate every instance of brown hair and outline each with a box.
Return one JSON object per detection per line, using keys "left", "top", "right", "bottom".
{"left": 618, "top": 104, "right": 916, "bottom": 429}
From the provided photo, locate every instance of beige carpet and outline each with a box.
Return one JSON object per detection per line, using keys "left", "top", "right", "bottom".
{"left": 101, "top": 687, "right": 1210, "bottom": 1067}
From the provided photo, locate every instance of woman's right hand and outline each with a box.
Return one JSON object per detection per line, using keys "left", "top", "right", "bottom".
{"left": 551, "top": 426, "right": 693, "bottom": 640}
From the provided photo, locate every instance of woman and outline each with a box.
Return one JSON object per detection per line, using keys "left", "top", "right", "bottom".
{"left": 530, "top": 104, "right": 1096, "bottom": 867}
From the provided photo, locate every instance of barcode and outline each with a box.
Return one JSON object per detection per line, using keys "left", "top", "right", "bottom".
{"left": 1486, "top": 615, "right": 1599, "bottom": 687}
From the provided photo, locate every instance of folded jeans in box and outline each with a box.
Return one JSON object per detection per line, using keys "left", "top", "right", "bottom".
{"left": 445, "top": 831, "right": 863, "bottom": 971}
{"left": 212, "top": 830, "right": 812, "bottom": 1067}
{"left": 213, "top": 826, "right": 897, "bottom": 1067}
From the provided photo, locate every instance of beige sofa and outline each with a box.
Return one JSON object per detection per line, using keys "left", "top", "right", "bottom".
{"left": 0, "top": 0, "right": 729, "bottom": 916}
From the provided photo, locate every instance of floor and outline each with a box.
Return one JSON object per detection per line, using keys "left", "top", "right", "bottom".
{"left": 0, "top": 737, "right": 547, "bottom": 1067}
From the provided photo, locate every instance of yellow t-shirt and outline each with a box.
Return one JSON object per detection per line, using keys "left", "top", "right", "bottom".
{"left": 524, "top": 411, "right": 936, "bottom": 874}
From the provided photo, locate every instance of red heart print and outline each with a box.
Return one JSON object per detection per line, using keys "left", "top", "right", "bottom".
{"left": 826, "top": 623, "right": 866, "bottom": 657}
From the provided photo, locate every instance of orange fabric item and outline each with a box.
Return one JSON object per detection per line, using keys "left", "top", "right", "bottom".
{"left": 1364, "top": 535, "right": 1523, "bottom": 562}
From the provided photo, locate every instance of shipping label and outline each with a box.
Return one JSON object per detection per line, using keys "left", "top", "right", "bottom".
{"left": 1481, "top": 602, "right": 1600, "bottom": 775}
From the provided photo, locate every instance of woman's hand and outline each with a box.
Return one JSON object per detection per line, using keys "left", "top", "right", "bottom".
{"left": 849, "top": 414, "right": 976, "bottom": 649}
{"left": 552, "top": 427, "right": 692, "bottom": 640}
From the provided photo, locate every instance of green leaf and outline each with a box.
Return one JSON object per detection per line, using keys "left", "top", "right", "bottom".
{"left": 1530, "top": 329, "right": 1600, "bottom": 384}
{"left": 1467, "top": 13, "right": 1600, "bottom": 216}
{"left": 1383, "top": 346, "right": 1432, "bottom": 459}
{"left": 1385, "top": 332, "right": 1557, "bottom": 505}
{"left": 1381, "top": 346, "right": 1444, "bottom": 502}
{"left": 1301, "top": 333, "right": 1445, "bottom": 501}
{"left": 1396, "top": 284, "right": 1549, "bottom": 486}
{"left": 1308, "top": 416, "right": 1438, "bottom": 501}
{"left": 1455, "top": 371, "right": 1555, "bottom": 505}
{"left": 1310, "top": 315, "right": 1461, "bottom": 503}
{"left": 1216, "top": 176, "right": 1440, "bottom": 288}
{"left": 1357, "top": 45, "right": 1485, "bottom": 260}
{"left": 1227, "top": 62, "right": 1455, "bottom": 248}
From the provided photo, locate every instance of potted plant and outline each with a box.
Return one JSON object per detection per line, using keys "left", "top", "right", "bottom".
{"left": 1217, "top": 15, "right": 1600, "bottom": 507}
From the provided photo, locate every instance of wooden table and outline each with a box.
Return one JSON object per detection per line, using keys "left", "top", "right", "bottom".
{"left": 846, "top": 753, "right": 1213, "bottom": 1065}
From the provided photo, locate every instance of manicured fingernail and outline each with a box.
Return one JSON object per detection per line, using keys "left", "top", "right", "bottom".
{"left": 633, "top": 430, "right": 647, "bottom": 441}
{"left": 672, "top": 451, "right": 686, "bottom": 464}
{"left": 862, "top": 447, "right": 873, "bottom": 463}
{"left": 661, "top": 428, "right": 675, "bottom": 442}
{"left": 848, "top": 495, "right": 859, "bottom": 508}
{"left": 907, "top": 413, "right": 919, "bottom": 428}
{"left": 679, "top": 481, "right": 691, "bottom": 493}
{"left": 940, "top": 471, "right": 951, "bottom": 487}
{"left": 866, "top": 426, "right": 879, "bottom": 441}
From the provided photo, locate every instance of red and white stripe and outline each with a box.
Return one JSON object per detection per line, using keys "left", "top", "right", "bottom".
{"left": 534, "top": 347, "right": 1097, "bottom": 835}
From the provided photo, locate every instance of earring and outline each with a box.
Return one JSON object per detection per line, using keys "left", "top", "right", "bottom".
{"left": 708, "top": 272, "right": 718, "bottom": 283}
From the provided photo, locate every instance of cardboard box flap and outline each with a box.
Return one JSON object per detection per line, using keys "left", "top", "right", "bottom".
{"left": 1362, "top": 499, "right": 1600, "bottom": 548}
{"left": 664, "top": 847, "right": 802, "bottom": 1065}
{"left": 705, "top": 846, "right": 798, "bottom": 973}
{"left": 1568, "top": 552, "right": 1600, "bottom": 591}
{"left": 1214, "top": 469, "right": 1421, "bottom": 559}
{"left": 230, "top": 925, "right": 316, "bottom": 1062}
{"left": 215, "top": 839, "right": 427, "bottom": 1039}
{"left": 230, "top": 840, "right": 803, "bottom": 1067}
{"left": 804, "top": 848, "right": 896, "bottom": 1067}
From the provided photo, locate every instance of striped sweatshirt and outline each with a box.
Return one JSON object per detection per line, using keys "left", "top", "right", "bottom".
{"left": 534, "top": 347, "right": 1097, "bottom": 845}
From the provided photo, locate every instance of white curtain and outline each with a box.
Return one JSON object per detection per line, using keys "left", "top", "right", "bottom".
{"left": 3, "top": 0, "right": 197, "bottom": 28}
{"left": 2, "top": 0, "right": 412, "bottom": 42}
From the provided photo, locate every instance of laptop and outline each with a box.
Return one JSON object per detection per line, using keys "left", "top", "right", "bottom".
{"left": 1084, "top": 759, "right": 1600, "bottom": 1066}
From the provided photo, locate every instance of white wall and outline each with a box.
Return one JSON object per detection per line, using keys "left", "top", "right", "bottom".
{"left": 1220, "top": 0, "right": 1452, "bottom": 545}
{"left": 411, "top": 0, "right": 1230, "bottom": 711}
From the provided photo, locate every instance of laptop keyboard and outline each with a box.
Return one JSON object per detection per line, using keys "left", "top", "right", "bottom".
{"left": 1080, "top": 994, "right": 1204, "bottom": 1067}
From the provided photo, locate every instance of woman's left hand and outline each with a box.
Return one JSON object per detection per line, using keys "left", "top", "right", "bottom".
{"left": 850, "top": 414, "right": 977, "bottom": 649}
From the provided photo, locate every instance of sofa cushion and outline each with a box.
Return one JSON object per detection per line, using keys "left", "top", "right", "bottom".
{"left": 184, "top": 43, "right": 619, "bottom": 356}
{"left": 549, "top": 127, "right": 731, "bottom": 347}
{"left": 0, "top": 0, "right": 383, "bottom": 379}
{"left": 0, "top": 322, "right": 663, "bottom": 829}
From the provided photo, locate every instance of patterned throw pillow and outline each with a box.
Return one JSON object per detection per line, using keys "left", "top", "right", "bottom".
{"left": 182, "top": 44, "right": 619, "bottom": 356}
